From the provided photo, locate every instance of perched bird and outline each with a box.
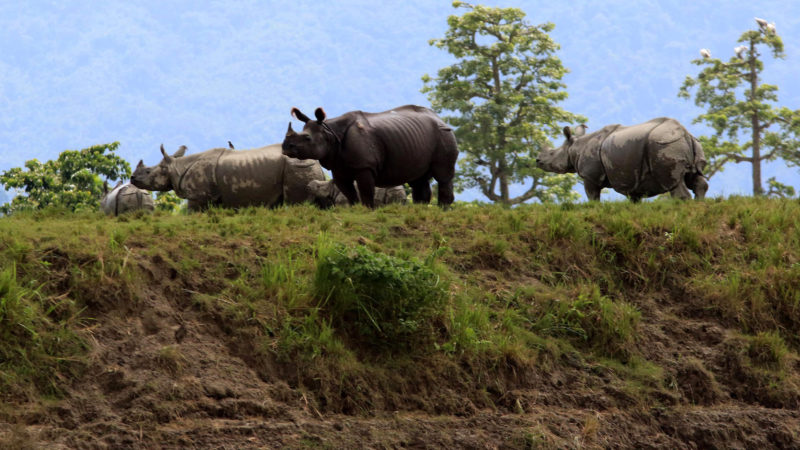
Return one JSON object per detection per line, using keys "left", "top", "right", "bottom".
{"left": 734, "top": 45, "right": 747, "bottom": 59}
{"left": 574, "top": 124, "right": 588, "bottom": 137}
{"left": 700, "top": 48, "right": 711, "bottom": 59}
{"left": 766, "top": 22, "right": 776, "bottom": 35}
{"left": 228, "top": 141, "right": 235, "bottom": 150}
{"left": 755, "top": 17, "right": 768, "bottom": 30}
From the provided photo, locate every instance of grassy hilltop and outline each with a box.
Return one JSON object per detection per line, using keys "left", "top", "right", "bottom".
{"left": 1, "top": 198, "right": 800, "bottom": 448}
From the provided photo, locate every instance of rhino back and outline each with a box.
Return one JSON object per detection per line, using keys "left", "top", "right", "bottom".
{"left": 215, "top": 145, "right": 286, "bottom": 207}
{"left": 117, "top": 185, "right": 154, "bottom": 214}
{"left": 644, "top": 119, "right": 695, "bottom": 192}
{"left": 359, "top": 108, "right": 449, "bottom": 185}
{"left": 599, "top": 120, "right": 666, "bottom": 193}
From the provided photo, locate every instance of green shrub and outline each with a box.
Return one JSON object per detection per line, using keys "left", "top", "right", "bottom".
{"left": 313, "top": 244, "right": 448, "bottom": 348}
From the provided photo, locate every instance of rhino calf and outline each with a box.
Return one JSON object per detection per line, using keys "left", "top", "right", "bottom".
{"left": 537, "top": 118, "right": 708, "bottom": 201}
{"left": 101, "top": 182, "right": 154, "bottom": 216}
{"left": 307, "top": 179, "right": 407, "bottom": 209}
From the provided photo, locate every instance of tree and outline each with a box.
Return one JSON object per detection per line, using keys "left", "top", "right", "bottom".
{"left": 678, "top": 21, "right": 800, "bottom": 196}
{"left": 0, "top": 143, "right": 130, "bottom": 214}
{"left": 422, "top": 1, "right": 585, "bottom": 205}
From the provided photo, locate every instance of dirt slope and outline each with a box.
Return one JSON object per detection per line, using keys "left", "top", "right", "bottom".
{"left": 1, "top": 200, "right": 800, "bottom": 448}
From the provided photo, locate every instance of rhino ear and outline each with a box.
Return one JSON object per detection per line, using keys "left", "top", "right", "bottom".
{"left": 314, "top": 107, "right": 326, "bottom": 123}
{"left": 160, "top": 144, "right": 173, "bottom": 163}
{"left": 291, "top": 107, "right": 310, "bottom": 123}
{"left": 173, "top": 145, "right": 187, "bottom": 158}
{"left": 563, "top": 126, "right": 572, "bottom": 140}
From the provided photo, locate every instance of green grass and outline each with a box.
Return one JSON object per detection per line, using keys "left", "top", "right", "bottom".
{"left": 1, "top": 198, "right": 799, "bottom": 411}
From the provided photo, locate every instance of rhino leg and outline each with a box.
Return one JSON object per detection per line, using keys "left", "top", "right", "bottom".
{"left": 410, "top": 177, "right": 432, "bottom": 204}
{"left": 354, "top": 171, "right": 377, "bottom": 209}
{"left": 686, "top": 173, "right": 708, "bottom": 200}
{"left": 333, "top": 176, "right": 359, "bottom": 206}
{"left": 584, "top": 180, "right": 602, "bottom": 201}
{"left": 669, "top": 180, "right": 692, "bottom": 200}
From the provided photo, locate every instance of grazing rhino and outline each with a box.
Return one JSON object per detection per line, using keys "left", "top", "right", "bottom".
{"left": 101, "top": 181, "right": 154, "bottom": 216}
{"left": 537, "top": 118, "right": 708, "bottom": 201}
{"left": 307, "top": 179, "right": 407, "bottom": 209}
{"left": 131, "top": 144, "right": 324, "bottom": 211}
{"left": 281, "top": 105, "right": 458, "bottom": 208}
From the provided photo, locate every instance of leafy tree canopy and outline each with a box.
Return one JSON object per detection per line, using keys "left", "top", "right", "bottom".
{"left": 679, "top": 23, "right": 800, "bottom": 196}
{"left": 0, "top": 142, "right": 130, "bottom": 214}
{"left": 422, "top": 1, "right": 586, "bottom": 205}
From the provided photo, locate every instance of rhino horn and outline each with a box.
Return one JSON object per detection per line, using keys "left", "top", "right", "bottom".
{"left": 173, "top": 145, "right": 187, "bottom": 158}
{"left": 286, "top": 122, "right": 297, "bottom": 136}
{"left": 160, "top": 144, "right": 173, "bottom": 163}
{"left": 136, "top": 159, "right": 144, "bottom": 169}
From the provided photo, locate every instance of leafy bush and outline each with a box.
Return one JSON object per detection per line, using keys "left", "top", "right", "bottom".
{"left": 313, "top": 244, "right": 448, "bottom": 348}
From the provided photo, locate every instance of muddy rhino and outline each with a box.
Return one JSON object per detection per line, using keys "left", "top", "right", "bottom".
{"left": 131, "top": 144, "right": 324, "bottom": 211}
{"left": 537, "top": 118, "right": 708, "bottom": 201}
{"left": 307, "top": 179, "right": 407, "bottom": 208}
{"left": 101, "top": 182, "right": 154, "bottom": 216}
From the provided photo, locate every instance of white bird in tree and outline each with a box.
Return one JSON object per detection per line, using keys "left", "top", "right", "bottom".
{"left": 755, "top": 17, "right": 768, "bottom": 30}
{"left": 766, "top": 22, "right": 776, "bottom": 35}
{"left": 734, "top": 45, "right": 747, "bottom": 59}
{"left": 700, "top": 48, "right": 711, "bottom": 59}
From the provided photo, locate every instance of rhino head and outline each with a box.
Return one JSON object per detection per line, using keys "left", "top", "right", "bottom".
{"left": 307, "top": 179, "right": 337, "bottom": 209}
{"left": 282, "top": 107, "right": 337, "bottom": 161}
{"left": 131, "top": 144, "right": 187, "bottom": 191}
{"left": 536, "top": 125, "right": 587, "bottom": 174}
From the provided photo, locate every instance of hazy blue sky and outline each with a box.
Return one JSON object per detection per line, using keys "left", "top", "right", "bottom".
{"left": 1, "top": 1, "right": 799, "bottom": 201}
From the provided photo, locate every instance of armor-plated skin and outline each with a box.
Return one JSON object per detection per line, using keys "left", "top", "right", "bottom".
{"left": 131, "top": 144, "right": 324, "bottom": 211}
{"left": 537, "top": 118, "right": 708, "bottom": 201}
{"left": 282, "top": 105, "right": 458, "bottom": 208}
{"left": 307, "top": 179, "right": 407, "bottom": 209}
{"left": 101, "top": 182, "right": 154, "bottom": 216}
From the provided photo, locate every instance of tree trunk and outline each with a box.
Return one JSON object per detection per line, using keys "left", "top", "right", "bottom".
{"left": 749, "top": 38, "right": 764, "bottom": 196}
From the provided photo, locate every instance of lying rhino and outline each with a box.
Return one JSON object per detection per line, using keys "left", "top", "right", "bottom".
{"left": 131, "top": 144, "right": 324, "bottom": 211}
{"left": 537, "top": 118, "right": 708, "bottom": 201}
{"left": 101, "top": 182, "right": 154, "bottom": 216}
{"left": 307, "top": 179, "right": 407, "bottom": 208}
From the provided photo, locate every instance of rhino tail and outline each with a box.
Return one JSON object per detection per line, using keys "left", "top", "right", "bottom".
{"left": 691, "top": 136, "right": 707, "bottom": 175}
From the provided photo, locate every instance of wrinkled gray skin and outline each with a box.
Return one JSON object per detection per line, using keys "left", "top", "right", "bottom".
{"left": 131, "top": 144, "right": 324, "bottom": 210}
{"left": 307, "top": 179, "right": 407, "bottom": 208}
{"left": 537, "top": 118, "right": 708, "bottom": 201}
{"left": 101, "top": 182, "right": 154, "bottom": 216}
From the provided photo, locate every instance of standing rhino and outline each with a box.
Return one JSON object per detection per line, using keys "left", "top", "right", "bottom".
{"left": 101, "top": 181, "right": 154, "bottom": 216}
{"left": 307, "top": 179, "right": 407, "bottom": 209}
{"left": 537, "top": 118, "right": 708, "bottom": 201}
{"left": 131, "top": 144, "right": 324, "bottom": 211}
{"left": 281, "top": 105, "right": 458, "bottom": 208}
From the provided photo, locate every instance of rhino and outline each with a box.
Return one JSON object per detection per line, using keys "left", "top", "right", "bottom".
{"left": 307, "top": 179, "right": 407, "bottom": 209}
{"left": 537, "top": 118, "right": 708, "bottom": 201}
{"left": 100, "top": 181, "right": 154, "bottom": 216}
{"left": 281, "top": 105, "right": 458, "bottom": 208}
{"left": 131, "top": 144, "right": 324, "bottom": 211}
